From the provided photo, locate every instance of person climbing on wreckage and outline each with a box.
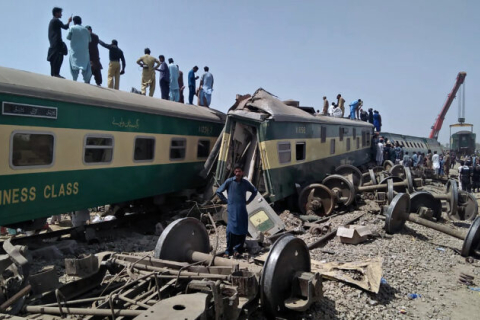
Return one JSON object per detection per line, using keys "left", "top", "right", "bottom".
{"left": 216, "top": 165, "right": 258, "bottom": 258}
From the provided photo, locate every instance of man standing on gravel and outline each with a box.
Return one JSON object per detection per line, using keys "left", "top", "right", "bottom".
{"left": 216, "top": 165, "right": 257, "bottom": 258}
{"left": 444, "top": 152, "right": 451, "bottom": 177}
{"left": 376, "top": 138, "right": 384, "bottom": 166}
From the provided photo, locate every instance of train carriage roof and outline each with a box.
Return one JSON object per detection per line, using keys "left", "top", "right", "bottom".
{"left": 0, "top": 66, "right": 225, "bottom": 123}
{"left": 229, "top": 88, "right": 373, "bottom": 127}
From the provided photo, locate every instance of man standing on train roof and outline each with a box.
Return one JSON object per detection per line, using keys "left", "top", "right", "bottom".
{"left": 216, "top": 165, "right": 258, "bottom": 258}
{"left": 188, "top": 66, "right": 199, "bottom": 104}
{"left": 373, "top": 110, "right": 381, "bottom": 132}
{"left": 349, "top": 99, "right": 362, "bottom": 120}
{"left": 47, "top": 7, "right": 72, "bottom": 78}
{"left": 168, "top": 58, "right": 180, "bottom": 102}
{"left": 66, "top": 16, "right": 92, "bottom": 83}
{"left": 136, "top": 48, "right": 160, "bottom": 97}
{"left": 360, "top": 109, "right": 368, "bottom": 121}
{"left": 368, "top": 108, "right": 374, "bottom": 124}
{"left": 99, "top": 39, "right": 125, "bottom": 90}
{"left": 199, "top": 66, "right": 214, "bottom": 107}
{"left": 85, "top": 26, "right": 102, "bottom": 86}
{"left": 156, "top": 55, "right": 170, "bottom": 100}
{"left": 178, "top": 66, "right": 185, "bottom": 103}
{"left": 337, "top": 94, "right": 346, "bottom": 117}
{"left": 322, "top": 96, "right": 329, "bottom": 115}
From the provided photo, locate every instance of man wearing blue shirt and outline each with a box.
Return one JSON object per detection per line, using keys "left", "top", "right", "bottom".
{"left": 216, "top": 165, "right": 258, "bottom": 258}
{"left": 188, "top": 66, "right": 199, "bottom": 105}
{"left": 349, "top": 99, "right": 362, "bottom": 120}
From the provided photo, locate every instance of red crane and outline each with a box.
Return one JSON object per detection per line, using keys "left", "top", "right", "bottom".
{"left": 429, "top": 72, "right": 467, "bottom": 140}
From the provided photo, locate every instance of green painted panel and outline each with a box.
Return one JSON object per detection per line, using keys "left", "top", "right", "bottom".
{"left": 0, "top": 162, "right": 205, "bottom": 225}
{"left": 261, "top": 120, "right": 373, "bottom": 141}
{"left": 0, "top": 93, "right": 223, "bottom": 136}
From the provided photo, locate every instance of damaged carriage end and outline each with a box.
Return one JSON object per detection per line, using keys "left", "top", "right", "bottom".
{"left": 211, "top": 88, "right": 373, "bottom": 220}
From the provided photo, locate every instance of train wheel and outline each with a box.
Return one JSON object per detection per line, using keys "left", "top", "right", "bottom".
{"left": 298, "top": 184, "right": 336, "bottom": 216}
{"left": 335, "top": 165, "right": 363, "bottom": 188}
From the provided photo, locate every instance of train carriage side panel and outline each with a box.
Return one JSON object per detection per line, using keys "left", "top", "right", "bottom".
{"left": 0, "top": 68, "right": 224, "bottom": 225}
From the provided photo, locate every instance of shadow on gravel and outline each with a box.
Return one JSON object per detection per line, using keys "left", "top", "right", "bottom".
{"left": 452, "top": 221, "right": 471, "bottom": 229}
{"left": 247, "top": 298, "right": 338, "bottom": 320}
{"left": 398, "top": 225, "right": 430, "bottom": 241}
{"left": 372, "top": 280, "right": 399, "bottom": 305}
{"left": 303, "top": 298, "right": 339, "bottom": 320}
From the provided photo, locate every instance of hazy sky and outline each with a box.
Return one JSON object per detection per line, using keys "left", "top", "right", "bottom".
{"left": 0, "top": 0, "right": 478, "bottom": 144}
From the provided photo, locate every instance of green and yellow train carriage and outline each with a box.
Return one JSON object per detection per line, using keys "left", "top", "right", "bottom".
{"left": 0, "top": 67, "right": 225, "bottom": 226}
{"left": 214, "top": 89, "right": 373, "bottom": 210}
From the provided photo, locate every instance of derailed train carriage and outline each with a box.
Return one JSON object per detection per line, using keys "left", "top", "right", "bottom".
{"left": 211, "top": 89, "right": 446, "bottom": 217}
{"left": 0, "top": 67, "right": 225, "bottom": 227}
{"left": 0, "top": 67, "right": 447, "bottom": 227}
{"left": 212, "top": 89, "right": 374, "bottom": 214}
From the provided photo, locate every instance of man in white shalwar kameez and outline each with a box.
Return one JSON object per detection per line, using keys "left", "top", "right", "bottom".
{"left": 376, "top": 139, "right": 384, "bottom": 166}
{"left": 66, "top": 16, "right": 91, "bottom": 83}
{"left": 432, "top": 151, "right": 440, "bottom": 176}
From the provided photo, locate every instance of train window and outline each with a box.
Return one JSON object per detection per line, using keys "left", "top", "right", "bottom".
{"left": 357, "top": 137, "right": 360, "bottom": 149}
{"left": 346, "top": 138, "right": 351, "bottom": 151}
{"left": 330, "top": 139, "right": 335, "bottom": 154}
{"left": 353, "top": 128, "right": 356, "bottom": 139}
{"left": 361, "top": 131, "right": 366, "bottom": 147}
{"left": 339, "top": 128, "right": 344, "bottom": 141}
{"left": 366, "top": 132, "right": 371, "bottom": 146}
{"left": 321, "top": 126, "right": 326, "bottom": 143}
{"left": 278, "top": 142, "right": 291, "bottom": 164}
{"left": 84, "top": 135, "right": 114, "bottom": 164}
{"left": 134, "top": 137, "right": 155, "bottom": 161}
{"left": 170, "top": 138, "right": 186, "bottom": 160}
{"left": 296, "top": 142, "right": 306, "bottom": 161}
{"left": 197, "top": 139, "right": 210, "bottom": 159}
{"left": 11, "top": 132, "right": 55, "bottom": 168}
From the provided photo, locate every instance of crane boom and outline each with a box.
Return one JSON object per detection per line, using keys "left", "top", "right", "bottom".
{"left": 429, "top": 72, "right": 467, "bottom": 140}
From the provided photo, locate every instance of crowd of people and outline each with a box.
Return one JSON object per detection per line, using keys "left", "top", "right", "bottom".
{"left": 47, "top": 7, "right": 213, "bottom": 106}
{"left": 373, "top": 134, "right": 480, "bottom": 193}
{"left": 318, "top": 95, "right": 383, "bottom": 132}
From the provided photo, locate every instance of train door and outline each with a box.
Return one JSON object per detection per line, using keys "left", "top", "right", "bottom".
{"left": 220, "top": 120, "right": 266, "bottom": 194}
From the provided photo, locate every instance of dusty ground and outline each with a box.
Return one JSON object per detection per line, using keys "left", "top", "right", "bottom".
{"left": 7, "top": 166, "right": 480, "bottom": 320}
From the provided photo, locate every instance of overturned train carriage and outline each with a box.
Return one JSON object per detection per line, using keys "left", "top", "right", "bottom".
{"left": 0, "top": 66, "right": 225, "bottom": 226}
{"left": 213, "top": 89, "right": 374, "bottom": 205}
